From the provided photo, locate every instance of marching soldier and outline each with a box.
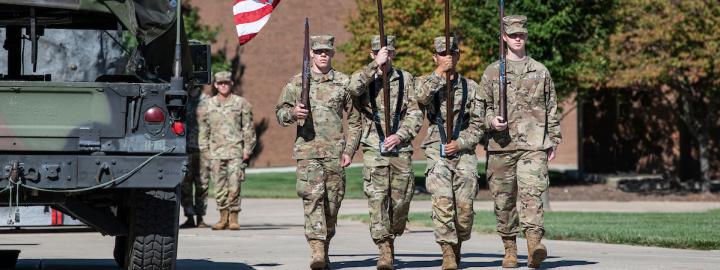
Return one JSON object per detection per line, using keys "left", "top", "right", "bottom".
{"left": 481, "top": 15, "right": 562, "bottom": 268}
{"left": 198, "top": 71, "right": 257, "bottom": 231}
{"left": 180, "top": 85, "right": 212, "bottom": 228}
{"left": 347, "top": 35, "right": 423, "bottom": 269}
{"left": 415, "top": 36, "right": 485, "bottom": 270}
{"left": 275, "top": 35, "right": 361, "bottom": 270}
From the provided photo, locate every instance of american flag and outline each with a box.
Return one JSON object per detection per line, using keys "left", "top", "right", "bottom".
{"left": 233, "top": 0, "right": 281, "bottom": 45}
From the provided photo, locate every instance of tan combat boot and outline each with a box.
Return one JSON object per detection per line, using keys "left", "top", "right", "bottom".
{"left": 440, "top": 243, "right": 458, "bottom": 270}
{"left": 211, "top": 209, "right": 229, "bottom": 230}
{"left": 452, "top": 241, "right": 462, "bottom": 267}
{"left": 196, "top": 215, "right": 209, "bottom": 228}
{"left": 376, "top": 239, "right": 394, "bottom": 270}
{"left": 308, "top": 240, "right": 326, "bottom": 269}
{"left": 526, "top": 232, "right": 547, "bottom": 268}
{"left": 501, "top": 236, "right": 518, "bottom": 268}
{"left": 228, "top": 211, "right": 240, "bottom": 230}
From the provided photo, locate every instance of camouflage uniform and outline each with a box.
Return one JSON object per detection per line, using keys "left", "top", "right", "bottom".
{"left": 198, "top": 87, "right": 256, "bottom": 213}
{"left": 275, "top": 35, "right": 360, "bottom": 243}
{"left": 416, "top": 37, "right": 486, "bottom": 245}
{"left": 481, "top": 16, "right": 561, "bottom": 239}
{"left": 181, "top": 90, "right": 212, "bottom": 218}
{"left": 347, "top": 35, "right": 423, "bottom": 244}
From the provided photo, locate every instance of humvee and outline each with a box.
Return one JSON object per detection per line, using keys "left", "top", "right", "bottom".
{"left": 0, "top": 0, "right": 210, "bottom": 269}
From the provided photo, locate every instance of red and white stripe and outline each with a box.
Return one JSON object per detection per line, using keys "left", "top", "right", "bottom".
{"left": 233, "top": 0, "right": 280, "bottom": 45}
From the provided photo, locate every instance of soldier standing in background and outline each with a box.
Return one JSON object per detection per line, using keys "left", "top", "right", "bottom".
{"left": 347, "top": 35, "right": 423, "bottom": 269}
{"left": 275, "top": 35, "right": 361, "bottom": 270}
{"left": 415, "top": 36, "right": 485, "bottom": 270}
{"left": 198, "top": 71, "right": 257, "bottom": 231}
{"left": 180, "top": 85, "right": 213, "bottom": 228}
{"left": 481, "top": 15, "right": 562, "bottom": 268}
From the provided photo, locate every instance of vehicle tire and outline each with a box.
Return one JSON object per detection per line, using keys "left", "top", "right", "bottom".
{"left": 127, "top": 189, "right": 180, "bottom": 270}
{"left": 113, "top": 235, "right": 128, "bottom": 268}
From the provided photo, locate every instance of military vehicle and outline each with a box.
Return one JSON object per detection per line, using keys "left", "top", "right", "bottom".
{"left": 0, "top": 0, "right": 210, "bottom": 269}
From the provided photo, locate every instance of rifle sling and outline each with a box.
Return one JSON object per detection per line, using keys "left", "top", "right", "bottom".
{"left": 431, "top": 76, "right": 468, "bottom": 144}
{"left": 369, "top": 69, "right": 404, "bottom": 142}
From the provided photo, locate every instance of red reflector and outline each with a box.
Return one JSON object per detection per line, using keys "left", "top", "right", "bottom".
{"left": 171, "top": 121, "right": 185, "bottom": 135}
{"left": 144, "top": 107, "right": 165, "bottom": 123}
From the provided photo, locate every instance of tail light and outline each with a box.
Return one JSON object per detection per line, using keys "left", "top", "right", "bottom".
{"left": 144, "top": 107, "right": 166, "bottom": 123}
{"left": 171, "top": 121, "right": 185, "bottom": 136}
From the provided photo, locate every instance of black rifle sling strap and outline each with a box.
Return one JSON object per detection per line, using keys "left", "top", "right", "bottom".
{"left": 433, "top": 76, "right": 468, "bottom": 143}
{"left": 369, "top": 69, "right": 405, "bottom": 141}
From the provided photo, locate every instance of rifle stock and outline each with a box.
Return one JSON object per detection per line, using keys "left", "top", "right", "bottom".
{"left": 498, "top": 0, "right": 508, "bottom": 122}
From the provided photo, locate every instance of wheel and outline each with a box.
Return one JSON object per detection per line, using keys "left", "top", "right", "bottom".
{"left": 127, "top": 189, "right": 180, "bottom": 270}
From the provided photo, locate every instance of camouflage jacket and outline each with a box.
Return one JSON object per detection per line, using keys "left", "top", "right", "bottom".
{"left": 197, "top": 94, "right": 256, "bottom": 159}
{"left": 186, "top": 92, "right": 211, "bottom": 150}
{"left": 275, "top": 70, "right": 361, "bottom": 160}
{"left": 347, "top": 62, "right": 423, "bottom": 155}
{"left": 481, "top": 57, "right": 561, "bottom": 151}
{"left": 415, "top": 72, "right": 485, "bottom": 155}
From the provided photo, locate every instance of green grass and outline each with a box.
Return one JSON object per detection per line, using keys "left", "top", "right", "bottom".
{"left": 342, "top": 210, "right": 720, "bottom": 250}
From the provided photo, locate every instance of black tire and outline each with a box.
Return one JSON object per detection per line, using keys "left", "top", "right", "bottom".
{"left": 127, "top": 189, "right": 180, "bottom": 270}
{"left": 113, "top": 235, "right": 128, "bottom": 268}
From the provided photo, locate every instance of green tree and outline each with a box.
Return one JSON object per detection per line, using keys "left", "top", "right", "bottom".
{"left": 339, "top": 0, "right": 615, "bottom": 101}
{"left": 590, "top": 0, "right": 720, "bottom": 189}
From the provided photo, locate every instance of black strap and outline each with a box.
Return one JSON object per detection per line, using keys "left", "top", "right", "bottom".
{"left": 431, "top": 76, "right": 468, "bottom": 144}
{"left": 369, "top": 69, "right": 405, "bottom": 141}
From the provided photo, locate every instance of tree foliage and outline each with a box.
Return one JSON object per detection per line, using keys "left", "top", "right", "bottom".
{"left": 339, "top": 0, "right": 615, "bottom": 100}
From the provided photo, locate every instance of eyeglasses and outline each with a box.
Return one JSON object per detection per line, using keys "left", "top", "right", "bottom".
{"left": 216, "top": 81, "right": 232, "bottom": 85}
{"left": 312, "top": 49, "right": 333, "bottom": 55}
{"left": 436, "top": 51, "right": 459, "bottom": 57}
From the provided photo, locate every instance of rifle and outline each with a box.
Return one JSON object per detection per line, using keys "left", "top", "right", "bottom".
{"left": 443, "top": 0, "right": 454, "bottom": 155}
{"left": 498, "top": 0, "right": 508, "bottom": 122}
{"left": 297, "top": 18, "right": 315, "bottom": 140}
{"left": 376, "top": 0, "right": 394, "bottom": 231}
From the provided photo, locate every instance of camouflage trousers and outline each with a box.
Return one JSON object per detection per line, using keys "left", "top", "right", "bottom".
{"left": 296, "top": 158, "right": 346, "bottom": 241}
{"left": 488, "top": 150, "right": 549, "bottom": 237}
{"left": 362, "top": 151, "right": 415, "bottom": 243}
{"left": 425, "top": 148, "right": 479, "bottom": 244}
{"left": 212, "top": 158, "right": 246, "bottom": 212}
{"left": 181, "top": 150, "right": 210, "bottom": 216}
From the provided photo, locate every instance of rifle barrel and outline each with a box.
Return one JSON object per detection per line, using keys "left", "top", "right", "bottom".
{"left": 377, "top": 0, "right": 392, "bottom": 136}
{"left": 498, "top": 0, "right": 508, "bottom": 121}
{"left": 444, "top": 0, "right": 453, "bottom": 141}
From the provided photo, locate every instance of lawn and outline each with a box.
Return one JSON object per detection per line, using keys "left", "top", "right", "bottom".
{"left": 341, "top": 210, "right": 720, "bottom": 250}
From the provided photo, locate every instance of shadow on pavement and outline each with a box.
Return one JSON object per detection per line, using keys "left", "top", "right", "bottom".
{"left": 14, "top": 259, "right": 259, "bottom": 270}
{"left": 330, "top": 253, "right": 597, "bottom": 269}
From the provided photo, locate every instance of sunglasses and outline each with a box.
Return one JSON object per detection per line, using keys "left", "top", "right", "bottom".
{"left": 436, "top": 51, "right": 459, "bottom": 57}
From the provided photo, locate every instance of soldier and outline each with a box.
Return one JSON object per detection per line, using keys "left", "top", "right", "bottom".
{"left": 415, "top": 36, "right": 485, "bottom": 270}
{"left": 180, "top": 85, "right": 212, "bottom": 228}
{"left": 481, "top": 15, "right": 561, "bottom": 268}
{"left": 275, "top": 35, "right": 360, "bottom": 270}
{"left": 198, "top": 71, "right": 257, "bottom": 231}
{"left": 347, "top": 35, "right": 423, "bottom": 269}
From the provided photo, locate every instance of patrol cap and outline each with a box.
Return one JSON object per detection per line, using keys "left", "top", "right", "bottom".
{"left": 503, "top": 15, "right": 528, "bottom": 35}
{"left": 311, "top": 35, "right": 335, "bottom": 50}
{"left": 214, "top": 71, "right": 232, "bottom": 82}
{"left": 371, "top": 35, "right": 396, "bottom": 51}
{"left": 433, "top": 36, "right": 459, "bottom": 53}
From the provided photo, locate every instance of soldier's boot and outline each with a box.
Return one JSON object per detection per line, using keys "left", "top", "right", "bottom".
{"left": 440, "top": 243, "right": 458, "bottom": 270}
{"left": 501, "top": 236, "right": 519, "bottom": 268}
{"left": 323, "top": 240, "right": 332, "bottom": 270}
{"left": 196, "top": 215, "right": 210, "bottom": 228}
{"left": 180, "top": 215, "right": 195, "bottom": 228}
{"left": 308, "top": 240, "right": 326, "bottom": 270}
{"left": 376, "top": 239, "right": 394, "bottom": 270}
{"left": 211, "top": 210, "right": 229, "bottom": 230}
{"left": 228, "top": 211, "right": 240, "bottom": 230}
{"left": 526, "top": 232, "right": 547, "bottom": 268}
{"left": 452, "top": 241, "right": 462, "bottom": 268}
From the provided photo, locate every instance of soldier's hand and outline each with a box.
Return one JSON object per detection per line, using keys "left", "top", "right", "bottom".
{"left": 374, "top": 47, "right": 389, "bottom": 67}
{"left": 491, "top": 116, "right": 508, "bottom": 131}
{"left": 340, "top": 154, "right": 352, "bottom": 168}
{"left": 445, "top": 140, "right": 460, "bottom": 155}
{"left": 243, "top": 152, "right": 250, "bottom": 161}
{"left": 383, "top": 134, "right": 401, "bottom": 150}
{"left": 547, "top": 147, "right": 556, "bottom": 161}
{"left": 293, "top": 102, "right": 309, "bottom": 120}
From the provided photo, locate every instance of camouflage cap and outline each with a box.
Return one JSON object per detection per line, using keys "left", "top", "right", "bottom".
{"left": 214, "top": 71, "right": 232, "bottom": 82}
{"left": 371, "top": 35, "right": 396, "bottom": 51}
{"left": 433, "top": 36, "right": 459, "bottom": 53}
{"left": 503, "top": 15, "right": 528, "bottom": 35}
{"left": 311, "top": 35, "right": 335, "bottom": 50}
